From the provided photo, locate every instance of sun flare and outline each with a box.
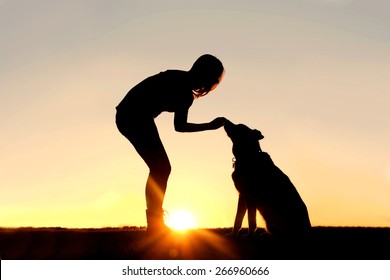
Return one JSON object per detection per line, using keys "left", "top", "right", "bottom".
{"left": 166, "top": 210, "right": 197, "bottom": 231}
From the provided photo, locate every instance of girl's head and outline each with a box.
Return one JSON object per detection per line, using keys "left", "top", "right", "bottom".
{"left": 189, "top": 54, "right": 224, "bottom": 98}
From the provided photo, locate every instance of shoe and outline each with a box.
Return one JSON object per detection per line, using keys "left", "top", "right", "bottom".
{"left": 145, "top": 209, "right": 171, "bottom": 235}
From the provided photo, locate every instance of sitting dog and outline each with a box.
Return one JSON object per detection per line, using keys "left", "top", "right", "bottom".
{"left": 224, "top": 120, "right": 311, "bottom": 238}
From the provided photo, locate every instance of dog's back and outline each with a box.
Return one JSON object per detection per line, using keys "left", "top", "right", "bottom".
{"left": 253, "top": 152, "right": 311, "bottom": 235}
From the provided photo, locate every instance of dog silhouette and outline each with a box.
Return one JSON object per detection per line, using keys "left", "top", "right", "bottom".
{"left": 224, "top": 120, "right": 311, "bottom": 238}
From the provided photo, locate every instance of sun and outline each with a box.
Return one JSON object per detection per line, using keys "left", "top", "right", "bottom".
{"left": 166, "top": 210, "right": 197, "bottom": 231}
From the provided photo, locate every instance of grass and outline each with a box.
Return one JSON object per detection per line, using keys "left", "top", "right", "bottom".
{"left": 1, "top": 226, "right": 389, "bottom": 260}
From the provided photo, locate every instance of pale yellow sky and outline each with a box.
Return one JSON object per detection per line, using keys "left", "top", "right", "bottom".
{"left": 1, "top": 0, "right": 389, "bottom": 228}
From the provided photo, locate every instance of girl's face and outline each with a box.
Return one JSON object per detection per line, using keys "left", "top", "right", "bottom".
{"left": 193, "top": 72, "right": 224, "bottom": 98}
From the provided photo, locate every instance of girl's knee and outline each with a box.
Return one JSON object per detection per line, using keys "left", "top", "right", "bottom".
{"left": 150, "top": 161, "right": 171, "bottom": 179}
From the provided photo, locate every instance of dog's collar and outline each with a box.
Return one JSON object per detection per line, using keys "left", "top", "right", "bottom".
{"left": 232, "top": 152, "right": 264, "bottom": 169}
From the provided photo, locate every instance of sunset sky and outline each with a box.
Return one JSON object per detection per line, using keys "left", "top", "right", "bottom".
{"left": 1, "top": 0, "right": 389, "bottom": 229}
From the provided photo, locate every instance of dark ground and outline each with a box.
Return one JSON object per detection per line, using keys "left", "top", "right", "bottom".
{"left": 0, "top": 227, "right": 389, "bottom": 260}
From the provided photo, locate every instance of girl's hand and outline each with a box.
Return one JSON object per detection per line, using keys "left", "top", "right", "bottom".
{"left": 210, "top": 117, "right": 227, "bottom": 129}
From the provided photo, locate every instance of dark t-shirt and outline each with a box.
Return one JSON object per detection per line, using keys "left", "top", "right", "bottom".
{"left": 116, "top": 70, "right": 194, "bottom": 119}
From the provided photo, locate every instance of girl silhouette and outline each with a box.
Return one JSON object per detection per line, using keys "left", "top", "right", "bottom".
{"left": 115, "top": 54, "right": 226, "bottom": 234}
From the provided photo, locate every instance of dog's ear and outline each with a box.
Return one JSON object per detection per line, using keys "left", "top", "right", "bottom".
{"left": 253, "top": 129, "right": 264, "bottom": 140}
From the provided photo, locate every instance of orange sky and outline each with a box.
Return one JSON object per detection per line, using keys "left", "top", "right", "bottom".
{"left": 1, "top": 0, "right": 389, "bottom": 228}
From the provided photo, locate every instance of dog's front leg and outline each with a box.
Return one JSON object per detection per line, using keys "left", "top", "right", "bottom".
{"left": 247, "top": 198, "right": 257, "bottom": 237}
{"left": 231, "top": 194, "right": 247, "bottom": 237}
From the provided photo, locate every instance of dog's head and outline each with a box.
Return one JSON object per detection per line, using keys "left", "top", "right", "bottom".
{"left": 224, "top": 120, "right": 264, "bottom": 159}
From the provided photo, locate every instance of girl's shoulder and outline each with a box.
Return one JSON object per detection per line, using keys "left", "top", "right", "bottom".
{"left": 159, "top": 69, "right": 188, "bottom": 79}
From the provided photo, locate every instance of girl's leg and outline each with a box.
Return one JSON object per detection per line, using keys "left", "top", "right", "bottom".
{"left": 130, "top": 125, "right": 171, "bottom": 212}
{"left": 116, "top": 117, "right": 171, "bottom": 231}
{"left": 142, "top": 147, "right": 171, "bottom": 212}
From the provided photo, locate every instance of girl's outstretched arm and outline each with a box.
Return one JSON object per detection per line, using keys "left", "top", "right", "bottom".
{"left": 174, "top": 110, "right": 226, "bottom": 132}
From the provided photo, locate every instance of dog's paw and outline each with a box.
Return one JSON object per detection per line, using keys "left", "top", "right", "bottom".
{"left": 224, "top": 231, "right": 239, "bottom": 239}
{"left": 241, "top": 233, "right": 256, "bottom": 239}
{"left": 256, "top": 231, "right": 274, "bottom": 240}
